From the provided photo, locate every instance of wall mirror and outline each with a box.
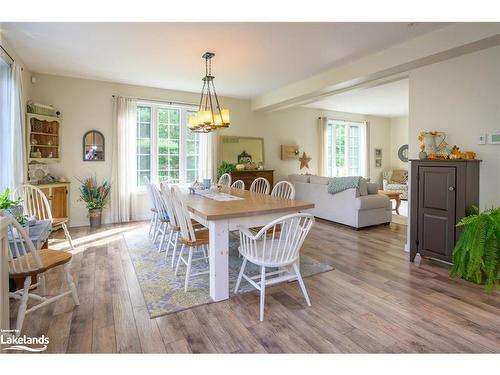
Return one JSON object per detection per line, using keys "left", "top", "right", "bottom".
{"left": 220, "top": 136, "right": 264, "bottom": 166}
{"left": 83, "top": 130, "right": 105, "bottom": 161}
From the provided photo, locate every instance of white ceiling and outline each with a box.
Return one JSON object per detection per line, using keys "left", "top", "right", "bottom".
{"left": 306, "top": 79, "right": 409, "bottom": 118}
{"left": 2, "top": 23, "right": 445, "bottom": 98}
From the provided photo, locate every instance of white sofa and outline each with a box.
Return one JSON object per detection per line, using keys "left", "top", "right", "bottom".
{"left": 288, "top": 174, "right": 392, "bottom": 229}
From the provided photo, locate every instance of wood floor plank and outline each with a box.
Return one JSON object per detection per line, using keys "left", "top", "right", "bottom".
{"left": 11, "top": 220, "right": 500, "bottom": 353}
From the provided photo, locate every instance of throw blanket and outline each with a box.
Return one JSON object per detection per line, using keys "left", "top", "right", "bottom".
{"left": 327, "top": 176, "right": 362, "bottom": 194}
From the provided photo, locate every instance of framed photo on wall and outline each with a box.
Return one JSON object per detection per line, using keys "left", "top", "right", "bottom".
{"left": 374, "top": 148, "right": 382, "bottom": 158}
{"left": 375, "top": 158, "right": 382, "bottom": 168}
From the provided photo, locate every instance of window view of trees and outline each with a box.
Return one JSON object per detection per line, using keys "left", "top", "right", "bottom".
{"left": 136, "top": 104, "right": 202, "bottom": 187}
{"left": 326, "top": 120, "right": 366, "bottom": 177}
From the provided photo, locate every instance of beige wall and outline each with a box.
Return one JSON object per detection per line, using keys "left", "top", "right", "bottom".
{"left": 29, "top": 73, "right": 260, "bottom": 226}
{"left": 389, "top": 116, "right": 409, "bottom": 171}
{"left": 260, "top": 107, "right": 392, "bottom": 186}
{"left": 409, "top": 45, "right": 500, "bottom": 210}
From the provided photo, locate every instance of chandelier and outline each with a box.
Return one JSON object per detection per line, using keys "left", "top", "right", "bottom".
{"left": 188, "top": 52, "right": 230, "bottom": 133}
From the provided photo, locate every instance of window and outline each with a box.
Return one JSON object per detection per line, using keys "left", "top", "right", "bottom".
{"left": 136, "top": 103, "right": 205, "bottom": 187}
{"left": 326, "top": 119, "right": 367, "bottom": 177}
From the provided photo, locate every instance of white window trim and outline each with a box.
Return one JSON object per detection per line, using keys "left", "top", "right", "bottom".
{"left": 327, "top": 119, "right": 368, "bottom": 178}
{"left": 136, "top": 101, "right": 200, "bottom": 189}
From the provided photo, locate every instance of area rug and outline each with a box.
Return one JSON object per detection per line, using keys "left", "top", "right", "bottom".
{"left": 123, "top": 226, "right": 334, "bottom": 318}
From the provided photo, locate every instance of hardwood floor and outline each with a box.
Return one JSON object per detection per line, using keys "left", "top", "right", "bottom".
{"left": 9, "top": 220, "right": 500, "bottom": 353}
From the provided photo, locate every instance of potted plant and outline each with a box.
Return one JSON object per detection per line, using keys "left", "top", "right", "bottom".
{"left": 0, "top": 188, "right": 24, "bottom": 219}
{"left": 217, "top": 161, "right": 235, "bottom": 179}
{"left": 78, "top": 176, "right": 111, "bottom": 228}
{"left": 450, "top": 206, "right": 500, "bottom": 290}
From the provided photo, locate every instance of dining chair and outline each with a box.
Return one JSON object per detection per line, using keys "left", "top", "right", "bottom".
{"left": 2, "top": 215, "right": 80, "bottom": 336}
{"left": 143, "top": 176, "right": 159, "bottom": 240}
{"left": 250, "top": 177, "right": 270, "bottom": 194}
{"left": 231, "top": 179, "right": 245, "bottom": 190}
{"left": 171, "top": 185, "right": 209, "bottom": 291}
{"left": 235, "top": 212, "right": 315, "bottom": 321}
{"left": 218, "top": 173, "right": 232, "bottom": 187}
{"left": 150, "top": 182, "right": 170, "bottom": 252}
{"left": 271, "top": 180, "right": 295, "bottom": 199}
{"left": 14, "top": 184, "right": 74, "bottom": 250}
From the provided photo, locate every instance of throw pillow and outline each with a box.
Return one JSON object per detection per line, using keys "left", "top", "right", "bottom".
{"left": 358, "top": 178, "right": 368, "bottom": 196}
{"left": 367, "top": 182, "right": 379, "bottom": 195}
{"left": 391, "top": 170, "right": 408, "bottom": 184}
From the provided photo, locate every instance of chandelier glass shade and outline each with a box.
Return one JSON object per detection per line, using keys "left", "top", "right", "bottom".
{"left": 189, "top": 52, "right": 230, "bottom": 133}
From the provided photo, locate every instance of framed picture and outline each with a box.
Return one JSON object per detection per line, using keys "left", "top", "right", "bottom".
{"left": 375, "top": 148, "right": 382, "bottom": 158}
{"left": 375, "top": 158, "right": 382, "bottom": 168}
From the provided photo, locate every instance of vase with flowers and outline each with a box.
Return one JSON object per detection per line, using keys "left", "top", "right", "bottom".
{"left": 78, "top": 176, "right": 111, "bottom": 228}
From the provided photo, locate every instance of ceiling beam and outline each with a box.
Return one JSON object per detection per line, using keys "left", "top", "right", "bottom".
{"left": 251, "top": 23, "right": 500, "bottom": 112}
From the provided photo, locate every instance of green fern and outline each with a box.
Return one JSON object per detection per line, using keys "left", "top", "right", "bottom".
{"left": 450, "top": 206, "right": 500, "bottom": 290}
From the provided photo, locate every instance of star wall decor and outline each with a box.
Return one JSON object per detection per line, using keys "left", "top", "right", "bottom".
{"left": 298, "top": 152, "right": 312, "bottom": 170}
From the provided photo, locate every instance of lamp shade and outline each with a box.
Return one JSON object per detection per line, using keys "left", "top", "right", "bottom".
{"left": 221, "top": 109, "right": 230, "bottom": 125}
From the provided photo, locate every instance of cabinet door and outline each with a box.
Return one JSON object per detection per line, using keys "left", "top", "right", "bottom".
{"left": 51, "top": 186, "right": 68, "bottom": 219}
{"left": 417, "top": 166, "right": 456, "bottom": 262}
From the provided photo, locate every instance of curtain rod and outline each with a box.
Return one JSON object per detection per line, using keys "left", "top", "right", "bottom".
{"left": 111, "top": 95, "right": 197, "bottom": 108}
{"left": 0, "top": 44, "right": 24, "bottom": 71}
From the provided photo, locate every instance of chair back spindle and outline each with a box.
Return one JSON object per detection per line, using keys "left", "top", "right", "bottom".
{"left": 231, "top": 180, "right": 245, "bottom": 190}
{"left": 271, "top": 181, "right": 295, "bottom": 199}
{"left": 14, "top": 185, "right": 52, "bottom": 221}
{"left": 151, "top": 183, "right": 169, "bottom": 222}
{"left": 218, "top": 173, "right": 232, "bottom": 187}
{"left": 250, "top": 177, "right": 270, "bottom": 195}
{"left": 171, "top": 186, "right": 197, "bottom": 244}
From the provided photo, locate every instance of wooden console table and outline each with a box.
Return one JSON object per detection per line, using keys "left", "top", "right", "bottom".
{"left": 229, "top": 170, "right": 274, "bottom": 190}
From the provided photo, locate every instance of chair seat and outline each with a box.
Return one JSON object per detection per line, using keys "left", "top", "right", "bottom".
{"left": 9, "top": 249, "right": 73, "bottom": 278}
{"left": 52, "top": 217, "right": 68, "bottom": 226}
{"left": 181, "top": 229, "right": 209, "bottom": 246}
{"left": 239, "top": 240, "right": 296, "bottom": 267}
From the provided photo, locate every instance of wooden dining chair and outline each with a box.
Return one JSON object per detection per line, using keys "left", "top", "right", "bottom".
{"left": 250, "top": 177, "right": 270, "bottom": 194}
{"left": 231, "top": 179, "right": 245, "bottom": 190}
{"left": 2, "top": 215, "right": 80, "bottom": 336}
{"left": 143, "top": 176, "right": 159, "bottom": 240}
{"left": 218, "top": 173, "right": 232, "bottom": 187}
{"left": 14, "top": 184, "right": 74, "bottom": 250}
{"left": 271, "top": 180, "right": 295, "bottom": 199}
{"left": 235, "top": 212, "right": 315, "bottom": 321}
{"left": 171, "top": 186, "right": 209, "bottom": 291}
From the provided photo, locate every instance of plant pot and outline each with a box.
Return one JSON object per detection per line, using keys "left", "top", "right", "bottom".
{"left": 89, "top": 209, "right": 102, "bottom": 228}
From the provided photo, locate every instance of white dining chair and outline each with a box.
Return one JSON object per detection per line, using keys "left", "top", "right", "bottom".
{"left": 231, "top": 179, "right": 245, "bottom": 190}
{"left": 250, "top": 177, "right": 270, "bottom": 195}
{"left": 171, "top": 186, "right": 209, "bottom": 291}
{"left": 2, "top": 215, "right": 80, "bottom": 336}
{"left": 150, "top": 182, "right": 170, "bottom": 252}
{"left": 271, "top": 180, "right": 295, "bottom": 200}
{"left": 143, "top": 176, "right": 159, "bottom": 240}
{"left": 14, "top": 184, "right": 74, "bottom": 250}
{"left": 235, "top": 212, "right": 315, "bottom": 321}
{"left": 218, "top": 173, "right": 232, "bottom": 187}
{"left": 160, "top": 183, "right": 181, "bottom": 265}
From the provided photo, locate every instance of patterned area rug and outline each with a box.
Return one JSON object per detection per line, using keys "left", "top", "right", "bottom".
{"left": 124, "top": 226, "right": 334, "bottom": 318}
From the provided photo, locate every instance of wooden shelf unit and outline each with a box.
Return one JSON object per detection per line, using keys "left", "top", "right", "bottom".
{"left": 27, "top": 113, "right": 61, "bottom": 162}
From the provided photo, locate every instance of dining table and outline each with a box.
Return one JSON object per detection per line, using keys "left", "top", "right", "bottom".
{"left": 183, "top": 186, "right": 314, "bottom": 302}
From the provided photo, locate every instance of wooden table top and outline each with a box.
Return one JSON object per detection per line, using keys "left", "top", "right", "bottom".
{"left": 184, "top": 187, "right": 314, "bottom": 220}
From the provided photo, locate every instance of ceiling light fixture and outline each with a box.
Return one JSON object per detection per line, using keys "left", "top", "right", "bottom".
{"left": 189, "top": 52, "right": 230, "bottom": 133}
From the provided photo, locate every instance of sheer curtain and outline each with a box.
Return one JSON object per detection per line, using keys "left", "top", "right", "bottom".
{"left": 318, "top": 117, "right": 329, "bottom": 176}
{"left": 110, "top": 96, "right": 137, "bottom": 223}
{"left": 0, "top": 58, "right": 25, "bottom": 192}
{"left": 199, "top": 131, "right": 218, "bottom": 181}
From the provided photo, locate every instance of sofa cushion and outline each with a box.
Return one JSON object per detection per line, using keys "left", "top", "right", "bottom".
{"left": 358, "top": 178, "right": 368, "bottom": 196}
{"left": 288, "top": 174, "right": 310, "bottom": 183}
{"left": 355, "top": 194, "right": 390, "bottom": 210}
{"left": 367, "top": 182, "right": 379, "bottom": 195}
{"left": 309, "top": 175, "right": 331, "bottom": 185}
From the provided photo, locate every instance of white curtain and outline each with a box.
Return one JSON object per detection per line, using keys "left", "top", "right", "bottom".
{"left": 199, "top": 131, "right": 218, "bottom": 181}
{"left": 318, "top": 117, "right": 329, "bottom": 176}
{"left": 11, "top": 63, "right": 26, "bottom": 188}
{"left": 0, "top": 60, "right": 25, "bottom": 192}
{"left": 110, "top": 96, "right": 137, "bottom": 223}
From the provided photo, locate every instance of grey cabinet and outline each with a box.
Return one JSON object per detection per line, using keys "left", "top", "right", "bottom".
{"left": 410, "top": 160, "right": 480, "bottom": 263}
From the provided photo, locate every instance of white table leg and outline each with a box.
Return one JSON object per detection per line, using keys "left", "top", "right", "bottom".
{"left": 208, "top": 219, "right": 229, "bottom": 301}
